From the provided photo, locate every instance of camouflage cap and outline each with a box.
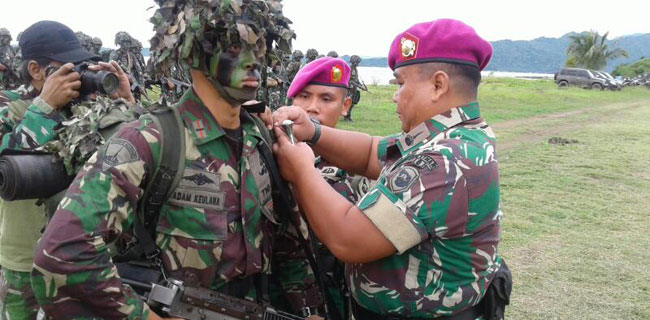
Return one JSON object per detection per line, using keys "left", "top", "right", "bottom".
{"left": 0, "top": 28, "right": 11, "bottom": 38}
{"left": 149, "top": 0, "right": 295, "bottom": 77}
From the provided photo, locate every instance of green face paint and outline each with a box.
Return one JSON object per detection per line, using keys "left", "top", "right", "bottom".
{"left": 213, "top": 44, "right": 262, "bottom": 90}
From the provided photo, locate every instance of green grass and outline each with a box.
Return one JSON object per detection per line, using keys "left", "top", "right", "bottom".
{"left": 338, "top": 78, "right": 650, "bottom": 319}
{"left": 338, "top": 79, "right": 650, "bottom": 136}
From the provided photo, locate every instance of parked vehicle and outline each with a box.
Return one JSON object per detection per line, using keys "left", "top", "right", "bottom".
{"left": 555, "top": 68, "right": 608, "bottom": 90}
{"left": 592, "top": 71, "right": 621, "bottom": 91}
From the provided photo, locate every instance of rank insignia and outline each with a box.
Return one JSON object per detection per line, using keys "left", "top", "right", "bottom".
{"left": 193, "top": 119, "right": 206, "bottom": 139}
{"left": 331, "top": 65, "right": 343, "bottom": 82}
{"left": 389, "top": 166, "right": 420, "bottom": 192}
{"left": 400, "top": 33, "right": 418, "bottom": 60}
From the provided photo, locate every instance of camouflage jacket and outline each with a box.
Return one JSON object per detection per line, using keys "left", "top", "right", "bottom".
{"left": 0, "top": 85, "right": 63, "bottom": 150}
{"left": 32, "top": 89, "right": 319, "bottom": 319}
{"left": 0, "top": 45, "right": 20, "bottom": 90}
{"left": 348, "top": 102, "right": 503, "bottom": 318}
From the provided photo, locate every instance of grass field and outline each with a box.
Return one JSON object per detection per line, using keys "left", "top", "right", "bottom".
{"left": 340, "top": 79, "right": 650, "bottom": 319}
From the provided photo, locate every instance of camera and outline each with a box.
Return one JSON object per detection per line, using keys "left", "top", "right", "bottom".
{"left": 72, "top": 62, "right": 119, "bottom": 96}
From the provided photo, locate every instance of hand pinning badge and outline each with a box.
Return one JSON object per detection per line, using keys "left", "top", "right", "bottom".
{"left": 281, "top": 119, "right": 296, "bottom": 144}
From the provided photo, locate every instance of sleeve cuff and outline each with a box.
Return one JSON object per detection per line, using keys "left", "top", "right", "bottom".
{"left": 31, "top": 97, "right": 55, "bottom": 114}
{"left": 358, "top": 185, "right": 428, "bottom": 254}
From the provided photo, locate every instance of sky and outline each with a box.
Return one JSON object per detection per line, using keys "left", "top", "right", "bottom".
{"left": 3, "top": 0, "right": 648, "bottom": 57}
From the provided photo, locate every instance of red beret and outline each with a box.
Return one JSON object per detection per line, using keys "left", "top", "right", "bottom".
{"left": 388, "top": 19, "right": 492, "bottom": 71}
{"left": 287, "top": 57, "right": 350, "bottom": 98}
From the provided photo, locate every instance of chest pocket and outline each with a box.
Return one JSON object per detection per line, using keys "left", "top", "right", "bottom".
{"left": 159, "top": 166, "right": 230, "bottom": 241}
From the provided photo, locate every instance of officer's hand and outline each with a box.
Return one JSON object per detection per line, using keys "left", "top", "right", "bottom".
{"left": 39, "top": 63, "right": 81, "bottom": 110}
{"left": 88, "top": 61, "right": 136, "bottom": 103}
{"left": 257, "top": 106, "right": 273, "bottom": 130}
{"left": 272, "top": 106, "right": 315, "bottom": 142}
{"left": 272, "top": 126, "right": 315, "bottom": 183}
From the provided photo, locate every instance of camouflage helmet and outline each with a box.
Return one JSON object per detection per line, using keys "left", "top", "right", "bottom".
{"left": 306, "top": 48, "right": 318, "bottom": 60}
{"left": 292, "top": 49, "right": 303, "bottom": 60}
{"left": 327, "top": 51, "right": 339, "bottom": 58}
{"left": 149, "top": 0, "right": 296, "bottom": 77}
{"left": 92, "top": 37, "right": 103, "bottom": 47}
{"left": 75, "top": 31, "right": 93, "bottom": 50}
{"left": 131, "top": 38, "right": 143, "bottom": 50}
{"left": 0, "top": 28, "right": 11, "bottom": 39}
{"left": 350, "top": 55, "right": 361, "bottom": 64}
{"left": 114, "top": 31, "right": 131, "bottom": 46}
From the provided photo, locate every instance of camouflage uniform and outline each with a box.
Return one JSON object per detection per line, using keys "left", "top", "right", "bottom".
{"left": 91, "top": 37, "right": 103, "bottom": 55}
{"left": 315, "top": 158, "right": 369, "bottom": 318}
{"left": 31, "top": 89, "right": 320, "bottom": 319}
{"left": 0, "top": 85, "right": 62, "bottom": 320}
{"left": 74, "top": 32, "right": 93, "bottom": 52}
{"left": 0, "top": 29, "right": 20, "bottom": 91}
{"left": 345, "top": 55, "right": 365, "bottom": 122}
{"left": 110, "top": 32, "right": 134, "bottom": 82}
{"left": 304, "top": 49, "right": 318, "bottom": 66}
{"left": 286, "top": 50, "right": 303, "bottom": 83}
{"left": 349, "top": 102, "right": 503, "bottom": 318}
{"left": 129, "top": 39, "right": 147, "bottom": 101}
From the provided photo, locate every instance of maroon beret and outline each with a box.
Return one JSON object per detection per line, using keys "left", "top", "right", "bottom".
{"left": 287, "top": 57, "right": 350, "bottom": 98}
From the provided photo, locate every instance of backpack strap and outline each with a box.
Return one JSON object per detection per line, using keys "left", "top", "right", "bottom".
{"left": 132, "top": 105, "right": 186, "bottom": 267}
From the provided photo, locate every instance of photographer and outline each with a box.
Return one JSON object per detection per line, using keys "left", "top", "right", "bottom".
{"left": 0, "top": 20, "right": 133, "bottom": 320}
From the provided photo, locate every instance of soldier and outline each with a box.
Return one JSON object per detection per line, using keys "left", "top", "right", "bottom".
{"left": 286, "top": 57, "right": 371, "bottom": 319}
{"left": 129, "top": 38, "right": 147, "bottom": 101}
{"left": 272, "top": 19, "right": 511, "bottom": 319}
{"left": 326, "top": 51, "right": 338, "bottom": 58}
{"left": 305, "top": 49, "right": 319, "bottom": 65}
{"left": 0, "top": 20, "right": 134, "bottom": 320}
{"left": 343, "top": 55, "right": 367, "bottom": 122}
{"left": 110, "top": 31, "right": 134, "bottom": 79}
{"left": 0, "top": 28, "right": 20, "bottom": 90}
{"left": 31, "top": 1, "right": 323, "bottom": 320}
{"left": 91, "top": 37, "right": 103, "bottom": 55}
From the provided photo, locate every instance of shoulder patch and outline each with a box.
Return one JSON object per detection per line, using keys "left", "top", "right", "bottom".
{"left": 388, "top": 166, "right": 420, "bottom": 193}
{"left": 101, "top": 138, "right": 140, "bottom": 171}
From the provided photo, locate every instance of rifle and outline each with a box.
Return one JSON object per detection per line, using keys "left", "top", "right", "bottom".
{"left": 120, "top": 273, "right": 305, "bottom": 320}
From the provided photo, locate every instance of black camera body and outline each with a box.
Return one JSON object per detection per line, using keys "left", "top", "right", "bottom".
{"left": 73, "top": 62, "right": 119, "bottom": 96}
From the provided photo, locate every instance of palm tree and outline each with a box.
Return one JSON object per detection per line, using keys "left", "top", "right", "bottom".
{"left": 565, "top": 31, "right": 628, "bottom": 70}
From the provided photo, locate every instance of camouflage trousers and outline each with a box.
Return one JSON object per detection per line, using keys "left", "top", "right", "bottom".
{"left": 0, "top": 268, "right": 38, "bottom": 320}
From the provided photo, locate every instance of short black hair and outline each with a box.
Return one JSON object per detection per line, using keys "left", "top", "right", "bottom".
{"left": 20, "top": 57, "right": 51, "bottom": 85}
{"left": 417, "top": 62, "right": 481, "bottom": 97}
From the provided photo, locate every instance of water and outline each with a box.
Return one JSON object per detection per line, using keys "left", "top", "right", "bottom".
{"left": 358, "top": 66, "right": 554, "bottom": 85}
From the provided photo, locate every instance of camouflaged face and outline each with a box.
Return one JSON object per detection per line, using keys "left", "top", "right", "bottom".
{"left": 31, "top": 89, "right": 319, "bottom": 319}
{"left": 149, "top": 0, "right": 295, "bottom": 78}
{"left": 348, "top": 102, "right": 503, "bottom": 317}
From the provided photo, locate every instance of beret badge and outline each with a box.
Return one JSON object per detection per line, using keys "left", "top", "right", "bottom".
{"left": 400, "top": 37, "right": 417, "bottom": 59}
{"left": 331, "top": 65, "right": 343, "bottom": 82}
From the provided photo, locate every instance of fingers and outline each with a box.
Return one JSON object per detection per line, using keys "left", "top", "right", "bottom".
{"left": 110, "top": 60, "right": 126, "bottom": 75}
{"left": 273, "top": 126, "right": 289, "bottom": 146}
{"left": 70, "top": 80, "right": 82, "bottom": 90}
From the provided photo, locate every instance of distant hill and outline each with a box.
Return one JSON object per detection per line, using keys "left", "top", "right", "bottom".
{"left": 355, "top": 32, "right": 650, "bottom": 73}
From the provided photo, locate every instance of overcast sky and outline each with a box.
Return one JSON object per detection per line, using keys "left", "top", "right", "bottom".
{"left": 4, "top": 0, "right": 647, "bottom": 57}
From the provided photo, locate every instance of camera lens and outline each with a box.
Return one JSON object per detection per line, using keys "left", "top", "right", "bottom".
{"left": 101, "top": 73, "right": 119, "bottom": 95}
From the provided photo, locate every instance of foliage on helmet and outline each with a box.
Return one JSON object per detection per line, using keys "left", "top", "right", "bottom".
{"left": 0, "top": 28, "right": 12, "bottom": 38}
{"left": 327, "top": 51, "right": 338, "bottom": 58}
{"left": 306, "top": 48, "right": 318, "bottom": 59}
{"left": 350, "top": 55, "right": 361, "bottom": 64}
{"left": 149, "top": 0, "right": 296, "bottom": 78}
{"left": 115, "top": 31, "right": 132, "bottom": 46}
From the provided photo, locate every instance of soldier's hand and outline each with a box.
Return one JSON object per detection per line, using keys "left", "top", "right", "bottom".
{"left": 272, "top": 106, "right": 315, "bottom": 142}
{"left": 39, "top": 63, "right": 81, "bottom": 110}
{"left": 272, "top": 126, "right": 315, "bottom": 183}
{"left": 88, "top": 61, "right": 136, "bottom": 103}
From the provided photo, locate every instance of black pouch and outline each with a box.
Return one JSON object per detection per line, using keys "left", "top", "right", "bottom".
{"left": 483, "top": 259, "right": 513, "bottom": 320}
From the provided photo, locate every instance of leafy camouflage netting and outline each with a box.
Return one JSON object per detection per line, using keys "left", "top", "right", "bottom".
{"left": 149, "top": 0, "right": 295, "bottom": 77}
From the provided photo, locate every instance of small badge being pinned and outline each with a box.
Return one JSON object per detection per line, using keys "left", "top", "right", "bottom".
{"left": 400, "top": 33, "right": 418, "bottom": 60}
{"left": 331, "top": 65, "right": 343, "bottom": 82}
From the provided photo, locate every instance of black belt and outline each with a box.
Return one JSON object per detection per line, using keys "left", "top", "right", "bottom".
{"left": 352, "top": 301, "right": 483, "bottom": 320}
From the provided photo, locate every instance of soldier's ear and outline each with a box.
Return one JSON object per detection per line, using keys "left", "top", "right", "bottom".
{"left": 341, "top": 95, "right": 352, "bottom": 116}
{"left": 431, "top": 70, "right": 450, "bottom": 103}
{"left": 28, "top": 61, "right": 45, "bottom": 82}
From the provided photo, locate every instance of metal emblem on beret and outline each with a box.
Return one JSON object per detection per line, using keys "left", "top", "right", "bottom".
{"left": 389, "top": 166, "right": 420, "bottom": 193}
{"left": 331, "top": 65, "right": 343, "bottom": 82}
{"left": 400, "top": 37, "right": 416, "bottom": 58}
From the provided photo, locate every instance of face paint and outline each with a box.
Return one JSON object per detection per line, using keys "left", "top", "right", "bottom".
{"left": 209, "top": 43, "right": 263, "bottom": 104}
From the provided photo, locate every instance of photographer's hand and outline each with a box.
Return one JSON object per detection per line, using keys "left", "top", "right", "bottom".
{"left": 39, "top": 63, "right": 81, "bottom": 110}
{"left": 89, "top": 61, "right": 135, "bottom": 103}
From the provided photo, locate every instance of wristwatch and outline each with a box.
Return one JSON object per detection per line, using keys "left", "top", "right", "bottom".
{"left": 299, "top": 306, "right": 319, "bottom": 317}
{"left": 306, "top": 117, "right": 321, "bottom": 146}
